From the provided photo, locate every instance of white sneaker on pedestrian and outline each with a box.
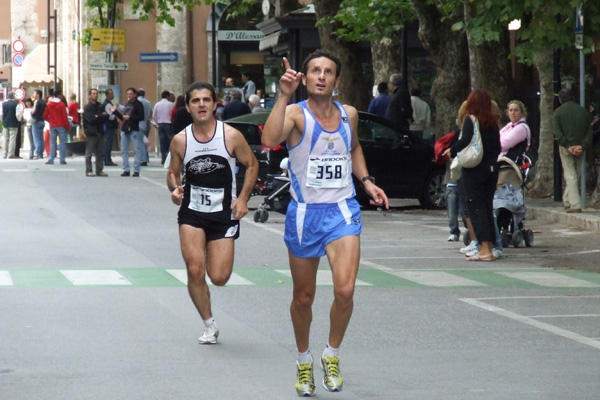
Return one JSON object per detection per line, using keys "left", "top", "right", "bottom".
{"left": 492, "top": 249, "right": 503, "bottom": 259}
{"left": 447, "top": 234, "right": 459, "bottom": 242}
{"left": 460, "top": 241, "right": 477, "bottom": 254}
{"left": 198, "top": 323, "right": 219, "bottom": 344}
{"left": 466, "top": 249, "right": 478, "bottom": 257}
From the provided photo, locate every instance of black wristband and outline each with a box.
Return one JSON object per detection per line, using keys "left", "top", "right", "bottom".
{"left": 361, "top": 175, "right": 375, "bottom": 185}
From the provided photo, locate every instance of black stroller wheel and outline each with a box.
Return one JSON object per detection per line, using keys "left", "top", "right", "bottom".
{"left": 463, "top": 234, "right": 471, "bottom": 246}
{"left": 501, "top": 229, "right": 511, "bottom": 248}
{"left": 524, "top": 229, "right": 534, "bottom": 247}
{"left": 512, "top": 230, "right": 524, "bottom": 248}
{"left": 253, "top": 210, "right": 261, "bottom": 223}
{"left": 259, "top": 209, "right": 269, "bottom": 223}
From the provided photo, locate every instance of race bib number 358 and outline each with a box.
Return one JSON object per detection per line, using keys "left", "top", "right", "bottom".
{"left": 306, "top": 156, "right": 349, "bottom": 188}
{"left": 189, "top": 185, "right": 224, "bottom": 213}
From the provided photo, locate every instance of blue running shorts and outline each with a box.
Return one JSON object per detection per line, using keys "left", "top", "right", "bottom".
{"left": 284, "top": 198, "right": 362, "bottom": 258}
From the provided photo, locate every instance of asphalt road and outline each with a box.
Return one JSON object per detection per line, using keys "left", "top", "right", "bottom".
{"left": 1, "top": 157, "right": 599, "bottom": 400}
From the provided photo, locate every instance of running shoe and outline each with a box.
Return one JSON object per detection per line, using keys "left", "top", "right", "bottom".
{"left": 198, "top": 323, "right": 219, "bottom": 344}
{"left": 321, "top": 354, "right": 343, "bottom": 392}
{"left": 295, "top": 361, "right": 316, "bottom": 397}
{"left": 460, "top": 241, "right": 478, "bottom": 254}
{"left": 447, "top": 234, "right": 459, "bottom": 242}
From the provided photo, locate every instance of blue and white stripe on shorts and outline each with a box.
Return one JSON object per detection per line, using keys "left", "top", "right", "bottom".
{"left": 284, "top": 198, "right": 362, "bottom": 258}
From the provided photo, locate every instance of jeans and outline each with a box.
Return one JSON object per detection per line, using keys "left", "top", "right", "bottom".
{"left": 104, "top": 127, "right": 116, "bottom": 162}
{"left": 493, "top": 209, "right": 502, "bottom": 251}
{"left": 27, "top": 126, "right": 34, "bottom": 159}
{"left": 121, "top": 130, "right": 142, "bottom": 173}
{"left": 32, "top": 120, "right": 45, "bottom": 158}
{"left": 445, "top": 184, "right": 461, "bottom": 236}
{"left": 48, "top": 127, "right": 68, "bottom": 164}
{"left": 157, "top": 123, "right": 173, "bottom": 165}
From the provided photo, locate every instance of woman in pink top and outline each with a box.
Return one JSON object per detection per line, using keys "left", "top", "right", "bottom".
{"left": 499, "top": 100, "right": 530, "bottom": 162}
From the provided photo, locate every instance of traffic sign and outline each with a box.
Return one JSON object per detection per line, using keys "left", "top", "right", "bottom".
{"left": 12, "top": 53, "right": 24, "bottom": 67}
{"left": 12, "top": 40, "right": 25, "bottom": 53}
{"left": 139, "top": 52, "right": 178, "bottom": 63}
{"left": 91, "top": 28, "right": 126, "bottom": 52}
{"left": 89, "top": 62, "right": 129, "bottom": 71}
{"left": 14, "top": 88, "right": 25, "bottom": 101}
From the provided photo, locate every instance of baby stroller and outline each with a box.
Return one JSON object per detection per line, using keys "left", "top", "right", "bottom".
{"left": 253, "top": 158, "right": 291, "bottom": 223}
{"left": 493, "top": 155, "right": 534, "bottom": 248}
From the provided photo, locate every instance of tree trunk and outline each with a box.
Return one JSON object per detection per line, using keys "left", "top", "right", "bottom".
{"left": 464, "top": 4, "right": 513, "bottom": 125}
{"left": 312, "top": 0, "right": 371, "bottom": 111}
{"left": 527, "top": 47, "right": 555, "bottom": 197}
{"left": 410, "top": 1, "right": 470, "bottom": 138}
{"left": 371, "top": 32, "right": 403, "bottom": 87}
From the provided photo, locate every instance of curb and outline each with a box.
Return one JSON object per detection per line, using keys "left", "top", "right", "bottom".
{"left": 526, "top": 206, "right": 600, "bottom": 233}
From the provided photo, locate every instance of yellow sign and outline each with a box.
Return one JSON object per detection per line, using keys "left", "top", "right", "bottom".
{"left": 91, "top": 28, "right": 126, "bottom": 52}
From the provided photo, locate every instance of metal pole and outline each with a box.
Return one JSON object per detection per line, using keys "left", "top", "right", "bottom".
{"left": 579, "top": 49, "right": 586, "bottom": 208}
{"left": 211, "top": 4, "right": 217, "bottom": 88}
{"left": 553, "top": 45, "right": 562, "bottom": 202}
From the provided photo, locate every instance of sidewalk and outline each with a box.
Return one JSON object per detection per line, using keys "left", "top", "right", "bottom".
{"left": 526, "top": 196, "right": 600, "bottom": 233}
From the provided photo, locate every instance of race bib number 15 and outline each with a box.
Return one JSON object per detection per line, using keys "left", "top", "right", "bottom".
{"left": 189, "top": 185, "right": 224, "bottom": 213}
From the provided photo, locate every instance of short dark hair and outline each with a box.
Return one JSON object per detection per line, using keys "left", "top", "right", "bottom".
{"left": 301, "top": 49, "right": 342, "bottom": 79}
{"left": 161, "top": 90, "right": 171, "bottom": 99}
{"left": 558, "top": 89, "right": 572, "bottom": 103}
{"left": 88, "top": 88, "right": 98, "bottom": 95}
{"left": 34, "top": 89, "right": 43, "bottom": 97}
{"left": 242, "top": 72, "right": 250, "bottom": 78}
{"left": 410, "top": 85, "right": 421, "bottom": 97}
{"left": 137, "top": 88, "right": 145, "bottom": 97}
{"left": 377, "top": 82, "right": 388, "bottom": 94}
{"left": 126, "top": 87, "right": 138, "bottom": 96}
{"left": 185, "top": 81, "right": 217, "bottom": 105}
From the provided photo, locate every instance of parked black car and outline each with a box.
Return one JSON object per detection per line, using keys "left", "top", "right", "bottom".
{"left": 225, "top": 111, "right": 445, "bottom": 209}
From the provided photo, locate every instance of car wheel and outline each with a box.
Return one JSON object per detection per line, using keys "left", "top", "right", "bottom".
{"left": 419, "top": 169, "right": 445, "bottom": 209}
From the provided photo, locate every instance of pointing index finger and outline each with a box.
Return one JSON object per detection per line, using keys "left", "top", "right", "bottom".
{"left": 283, "top": 57, "right": 291, "bottom": 71}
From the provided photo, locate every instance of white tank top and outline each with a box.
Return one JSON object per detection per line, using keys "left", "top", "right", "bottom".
{"left": 287, "top": 101, "right": 355, "bottom": 204}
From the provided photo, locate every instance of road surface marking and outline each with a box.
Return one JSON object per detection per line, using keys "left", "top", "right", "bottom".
{"left": 390, "top": 271, "right": 488, "bottom": 287}
{"left": 166, "top": 270, "right": 254, "bottom": 286}
{"left": 0, "top": 271, "right": 14, "bottom": 286}
{"left": 276, "top": 270, "right": 372, "bottom": 286}
{"left": 497, "top": 271, "right": 600, "bottom": 288}
{"left": 460, "top": 297, "right": 600, "bottom": 350}
{"left": 60, "top": 270, "right": 131, "bottom": 285}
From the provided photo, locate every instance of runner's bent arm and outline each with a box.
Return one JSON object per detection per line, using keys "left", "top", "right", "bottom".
{"left": 346, "top": 105, "right": 389, "bottom": 209}
{"left": 228, "top": 127, "right": 259, "bottom": 219}
{"left": 167, "top": 132, "right": 185, "bottom": 205}
{"left": 262, "top": 57, "right": 303, "bottom": 147}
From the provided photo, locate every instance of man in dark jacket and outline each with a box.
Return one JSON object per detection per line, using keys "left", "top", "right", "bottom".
{"left": 112, "top": 87, "right": 145, "bottom": 177}
{"left": 385, "top": 73, "right": 413, "bottom": 130}
{"left": 30, "top": 89, "right": 46, "bottom": 159}
{"left": 1, "top": 92, "right": 20, "bottom": 158}
{"left": 83, "top": 88, "right": 109, "bottom": 177}
{"left": 222, "top": 90, "right": 251, "bottom": 120}
{"left": 101, "top": 88, "right": 119, "bottom": 166}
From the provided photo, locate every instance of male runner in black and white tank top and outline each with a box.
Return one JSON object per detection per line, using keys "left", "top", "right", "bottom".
{"left": 167, "top": 81, "right": 258, "bottom": 345}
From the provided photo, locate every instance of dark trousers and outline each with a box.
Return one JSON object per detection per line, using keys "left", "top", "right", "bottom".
{"left": 85, "top": 134, "right": 105, "bottom": 173}
{"left": 104, "top": 127, "right": 116, "bottom": 162}
{"left": 157, "top": 123, "right": 173, "bottom": 165}
{"left": 463, "top": 170, "right": 498, "bottom": 243}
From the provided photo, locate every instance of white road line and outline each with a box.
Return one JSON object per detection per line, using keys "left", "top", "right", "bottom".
{"left": 359, "top": 259, "right": 394, "bottom": 271}
{"left": 460, "top": 298, "right": 600, "bottom": 350}
{"left": 276, "top": 270, "right": 372, "bottom": 286}
{"left": 60, "top": 270, "right": 131, "bottom": 285}
{"left": 497, "top": 271, "right": 600, "bottom": 288}
{"left": 165, "top": 270, "right": 254, "bottom": 286}
{"left": 524, "top": 314, "right": 600, "bottom": 318}
{"left": 242, "top": 219, "right": 285, "bottom": 236}
{"left": 50, "top": 168, "right": 77, "bottom": 172}
{"left": 0, "top": 271, "right": 14, "bottom": 286}
{"left": 2, "top": 169, "right": 29, "bottom": 172}
{"left": 390, "top": 271, "right": 488, "bottom": 287}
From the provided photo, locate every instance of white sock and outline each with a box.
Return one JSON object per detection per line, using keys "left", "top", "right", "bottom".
{"left": 323, "top": 343, "right": 339, "bottom": 358}
{"left": 297, "top": 349, "right": 313, "bottom": 364}
{"left": 203, "top": 317, "right": 216, "bottom": 328}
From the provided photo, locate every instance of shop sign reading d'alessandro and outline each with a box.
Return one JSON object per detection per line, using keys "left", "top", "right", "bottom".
{"left": 217, "top": 31, "right": 265, "bottom": 41}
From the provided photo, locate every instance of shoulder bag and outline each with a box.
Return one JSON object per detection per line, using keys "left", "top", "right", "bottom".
{"left": 458, "top": 115, "right": 484, "bottom": 168}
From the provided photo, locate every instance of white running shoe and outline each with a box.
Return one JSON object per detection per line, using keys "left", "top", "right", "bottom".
{"left": 460, "top": 241, "right": 477, "bottom": 254}
{"left": 492, "top": 249, "right": 503, "bottom": 259}
{"left": 295, "top": 360, "right": 316, "bottom": 397}
{"left": 447, "top": 234, "right": 459, "bottom": 242}
{"left": 198, "top": 323, "right": 219, "bottom": 344}
{"left": 465, "top": 249, "right": 478, "bottom": 257}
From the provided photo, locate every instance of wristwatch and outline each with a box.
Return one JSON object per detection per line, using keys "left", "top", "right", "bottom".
{"left": 361, "top": 175, "right": 375, "bottom": 185}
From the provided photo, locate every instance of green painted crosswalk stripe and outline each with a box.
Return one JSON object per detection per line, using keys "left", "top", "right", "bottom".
{"left": 1, "top": 268, "right": 600, "bottom": 289}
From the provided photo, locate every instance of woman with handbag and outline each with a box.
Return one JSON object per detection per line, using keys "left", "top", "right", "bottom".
{"left": 443, "top": 89, "right": 500, "bottom": 261}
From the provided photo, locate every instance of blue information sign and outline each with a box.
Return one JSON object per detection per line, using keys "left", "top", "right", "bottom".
{"left": 139, "top": 52, "right": 179, "bottom": 63}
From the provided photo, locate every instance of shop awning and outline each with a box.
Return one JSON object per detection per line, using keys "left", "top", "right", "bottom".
{"left": 259, "top": 33, "right": 280, "bottom": 51}
{"left": 19, "top": 43, "right": 63, "bottom": 86}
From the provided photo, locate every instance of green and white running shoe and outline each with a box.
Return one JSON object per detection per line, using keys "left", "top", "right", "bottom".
{"left": 295, "top": 361, "right": 316, "bottom": 397}
{"left": 198, "top": 323, "right": 219, "bottom": 344}
{"left": 321, "top": 354, "right": 343, "bottom": 392}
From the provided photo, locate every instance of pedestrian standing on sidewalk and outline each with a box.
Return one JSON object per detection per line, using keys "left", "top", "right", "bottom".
{"left": 43, "top": 90, "right": 70, "bottom": 165}
{"left": 553, "top": 89, "right": 593, "bottom": 213}
{"left": 31, "top": 90, "right": 47, "bottom": 159}
{"left": 111, "top": 88, "right": 144, "bottom": 177}
{"left": 83, "top": 88, "right": 109, "bottom": 177}
{"left": 1, "top": 92, "right": 20, "bottom": 159}
{"left": 262, "top": 51, "right": 388, "bottom": 397}
{"left": 167, "top": 81, "right": 258, "bottom": 345}
{"left": 101, "top": 88, "right": 119, "bottom": 166}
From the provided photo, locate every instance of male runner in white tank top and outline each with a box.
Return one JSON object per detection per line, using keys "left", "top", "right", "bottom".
{"left": 167, "top": 82, "right": 258, "bottom": 345}
{"left": 263, "top": 51, "right": 388, "bottom": 396}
